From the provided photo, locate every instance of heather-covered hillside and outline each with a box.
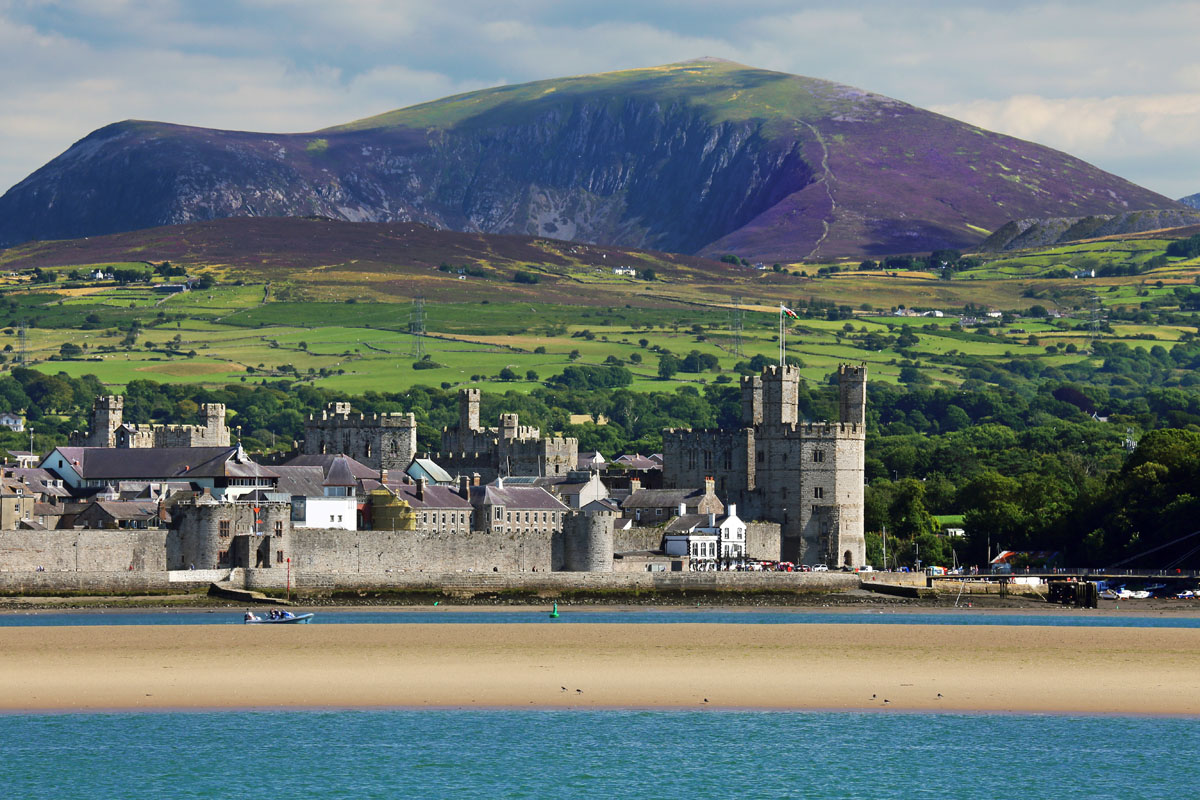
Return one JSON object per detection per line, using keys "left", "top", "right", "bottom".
{"left": 0, "top": 59, "right": 1181, "bottom": 259}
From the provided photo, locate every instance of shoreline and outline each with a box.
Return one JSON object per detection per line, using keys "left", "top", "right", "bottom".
{"left": 2, "top": 622, "right": 1198, "bottom": 715}
{"left": 3, "top": 595, "right": 1200, "bottom": 617}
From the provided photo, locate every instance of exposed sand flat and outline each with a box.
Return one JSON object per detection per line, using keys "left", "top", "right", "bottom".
{"left": 1, "top": 623, "right": 1197, "bottom": 715}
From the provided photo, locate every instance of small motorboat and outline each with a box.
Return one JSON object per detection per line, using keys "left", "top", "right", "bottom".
{"left": 243, "top": 610, "right": 314, "bottom": 624}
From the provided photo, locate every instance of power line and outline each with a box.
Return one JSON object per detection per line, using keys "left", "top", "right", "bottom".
{"left": 729, "top": 296, "right": 743, "bottom": 357}
{"left": 409, "top": 296, "right": 426, "bottom": 360}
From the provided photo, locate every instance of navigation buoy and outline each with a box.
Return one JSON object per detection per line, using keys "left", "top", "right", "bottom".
{"left": 549, "top": 602, "right": 560, "bottom": 619}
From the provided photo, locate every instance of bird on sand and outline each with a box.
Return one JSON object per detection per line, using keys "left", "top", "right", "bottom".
{"left": 883, "top": 699, "right": 890, "bottom": 705}
{"left": 576, "top": 689, "right": 583, "bottom": 694}
{"left": 561, "top": 686, "right": 567, "bottom": 691}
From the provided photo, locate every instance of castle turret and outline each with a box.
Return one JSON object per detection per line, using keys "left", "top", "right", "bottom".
{"left": 91, "top": 395, "right": 124, "bottom": 447}
{"left": 200, "top": 402, "right": 230, "bottom": 446}
{"left": 761, "top": 365, "right": 800, "bottom": 426}
{"left": 460, "top": 388, "right": 480, "bottom": 433}
{"left": 838, "top": 364, "right": 867, "bottom": 426}
{"left": 562, "top": 509, "right": 615, "bottom": 572}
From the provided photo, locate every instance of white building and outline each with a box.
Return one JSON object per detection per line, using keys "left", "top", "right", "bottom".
{"left": 662, "top": 503, "right": 747, "bottom": 570}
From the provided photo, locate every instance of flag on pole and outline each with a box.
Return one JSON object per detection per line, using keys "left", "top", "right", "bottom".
{"left": 781, "top": 305, "right": 798, "bottom": 319}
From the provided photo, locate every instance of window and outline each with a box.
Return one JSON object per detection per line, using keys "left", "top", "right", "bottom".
{"left": 813, "top": 487, "right": 824, "bottom": 499}
{"left": 687, "top": 450, "right": 697, "bottom": 469}
{"left": 219, "top": 520, "right": 230, "bottom": 538}
{"left": 702, "top": 450, "right": 713, "bottom": 470}
{"left": 274, "top": 521, "right": 283, "bottom": 535}
{"left": 276, "top": 550, "right": 284, "bottom": 564}
{"left": 812, "top": 505, "right": 819, "bottom": 515}
{"left": 813, "top": 449, "right": 825, "bottom": 463}
{"left": 723, "top": 452, "right": 732, "bottom": 470}
{"left": 495, "top": 507, "right": 502, "bottom": 520}
{"left": 217, "top": 550, "right": 229, "bottom": 565}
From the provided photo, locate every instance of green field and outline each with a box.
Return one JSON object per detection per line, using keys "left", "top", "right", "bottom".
{"left": 4, "top": 230, "right": 1200, "bottom": 394}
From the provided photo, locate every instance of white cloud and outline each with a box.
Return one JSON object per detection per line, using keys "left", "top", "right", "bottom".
{"left": 932, "top": 93, "right": 1200, "bottom": 198}
{"left": 2, "top": 0, "right": 1200, "bottom": 198}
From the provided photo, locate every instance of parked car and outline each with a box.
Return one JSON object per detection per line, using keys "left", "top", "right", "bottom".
{"left": 857, "top": 565, "right": 874, "bottom": 573}
{"left": 812, "top": 564, "right": 829, "bottom": 572}
{"left": 798, "top": 564, "right": 812, "bottom": 572}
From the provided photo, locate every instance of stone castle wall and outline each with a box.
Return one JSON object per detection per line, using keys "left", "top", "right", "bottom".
{"left": 290, "top": 528, "right": 554, "bottom": 574}
{"left": 71, "top": 397, "right": 229, "bottom": 448}
{"left": 662, "top": 364, "right": 867, "bottom": 568}
{"left": 0, "top": 529, "right": 168, "bottom": 573}
{"left": 303, "top": 403, "right": 417, "bottom": 470}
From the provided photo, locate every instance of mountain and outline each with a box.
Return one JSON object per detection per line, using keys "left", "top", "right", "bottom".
{"left": 0, "top": 59, "right": 1183, "bottom": 259}
{"left": 980, "top": 209, "right": 1200, "bottom": 251}
{"left": 1181, "top": 193, "right": 1200, "bottom": 210}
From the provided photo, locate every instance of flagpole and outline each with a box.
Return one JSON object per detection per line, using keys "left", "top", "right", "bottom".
{"left": 779, "top": 305, "right": 785, "bottom": 367}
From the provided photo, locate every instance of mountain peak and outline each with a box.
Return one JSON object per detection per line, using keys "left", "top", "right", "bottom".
{"left": 0, "top": 62, "right": 1183, "bottom": 257}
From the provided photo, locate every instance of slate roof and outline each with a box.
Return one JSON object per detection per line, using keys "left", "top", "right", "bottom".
{"left": 664, "top": 514, "right": 712, "bottom": 534}
{"left": 387, "top": 482, "right": 473, "bottom": 510}
{"left": 272, "top": 466, "right": 328, "bottom": 497}
{"left": 282, "top": 453, "right": 379, "bottom": 479}
{"left": 614, "top": 453, "right": 660, "bottom": 470}
{"left": 46, "top": 446, "right": 277, "bottom": 481}
{"left": 469, "top": 484, "right": 568, "bottom": 511}
{"left": 621, "top": 488, "right": 704, "bottom": 510}
{"left": 322, "top": 456, "right": 358, "bottom": 487}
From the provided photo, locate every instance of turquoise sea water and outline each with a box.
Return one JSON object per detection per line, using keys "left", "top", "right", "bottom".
{"left": 2, "top": 608, "right": 1199, "bottom": 627}
{"left": 1, "top": 709, "right": 1196, "bottom": 799}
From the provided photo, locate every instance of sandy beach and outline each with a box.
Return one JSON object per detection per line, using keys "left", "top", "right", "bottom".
{"left": 2, "top": 621, "right": 1198, "bottom": 715}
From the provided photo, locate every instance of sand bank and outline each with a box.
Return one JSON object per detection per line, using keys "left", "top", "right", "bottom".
{"left": 1, "top": 623, "right": 1197, "bottom": 715}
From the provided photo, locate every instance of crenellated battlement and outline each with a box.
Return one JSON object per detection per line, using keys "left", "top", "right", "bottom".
{"left": 663, "top": 363, "right": 866, "bottom": 568}
{"left": 303, "top": 403, "right": 417, "bottom": 469}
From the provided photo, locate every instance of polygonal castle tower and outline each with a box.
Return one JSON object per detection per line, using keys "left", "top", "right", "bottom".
{"left": 437, "top": 389, "right": 577, "bottom": 480}
{"left": 302, "top": 402, "right": 417, "bottom": 470}
{"left": 662, "top": 364, "right": 866, "bottom": 568}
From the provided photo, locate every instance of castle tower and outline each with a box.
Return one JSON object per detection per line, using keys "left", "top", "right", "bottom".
{"left": 91, "top": 395, "right": 123, "bottom": 447}
{"left": 740, "top": 375, "right": 763, "bottom": 426}
{"left": 562, "top": 509, "right": 615, "bottom": 572}
{"left": 500, "top": 413, "right": 519, "bottom": 439}
{"left": 761, "top": 366, "right": 800, "bottom": 426}
{"left": 460, "top": 389, "right": 480, "bottom": 433}
{"left": 200, "top": 403, "right": 230, "bottom": 446}
{"left": 838, "top": 364, "right": 867, "bottom": 426}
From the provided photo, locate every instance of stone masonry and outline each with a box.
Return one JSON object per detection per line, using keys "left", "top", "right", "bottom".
{"left": 70, "top": 395, "right": 230, "bottom": 448}
{"left": 662, "top": 364, "right": 866, "bottom": 568}
{"left": 303, "top": 402, "right": 418, "bottom": 470}
{"left": 436, "top": 389, "right": 577, "bottom": 480}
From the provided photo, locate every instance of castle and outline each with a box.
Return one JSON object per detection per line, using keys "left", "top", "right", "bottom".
{"left": 435, "top": 389, "right": 577, "bottom": 481}
{"left": 303, "top": 402, "right": 417, "bottom": 470}
{"left": 662, "top": 364, "right": 866, "bottom": 568}
{"left": 70, "top": 396, "right": 229, "bottom": 448}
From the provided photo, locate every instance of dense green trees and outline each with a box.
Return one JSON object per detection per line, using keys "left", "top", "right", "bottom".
{"left": 3, "top": 357, "right": 1200, "bottom": 567}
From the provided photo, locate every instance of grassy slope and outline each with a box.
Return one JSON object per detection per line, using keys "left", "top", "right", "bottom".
{"left": 2, "top": 218, "right": 1199, "bottom": 393}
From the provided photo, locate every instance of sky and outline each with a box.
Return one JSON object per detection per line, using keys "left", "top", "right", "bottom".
{"left": 2, "top": 0, "right": 1199, "bottom": 199}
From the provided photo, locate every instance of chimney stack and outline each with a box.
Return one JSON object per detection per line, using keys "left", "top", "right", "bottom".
{"left": 678, "top": 501, "right": 686, "bottom": 517}
{"left": 630, "top": 477, "right": 642, "bottom": 492}
{"left": 458, "top": 475, "right": 470, "bottom": 499}
{"left": 416, "top": 477, "right": 426, "bottom": 500}
{"left": 380, "top": 468, "right": 388, "bottom": 485}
